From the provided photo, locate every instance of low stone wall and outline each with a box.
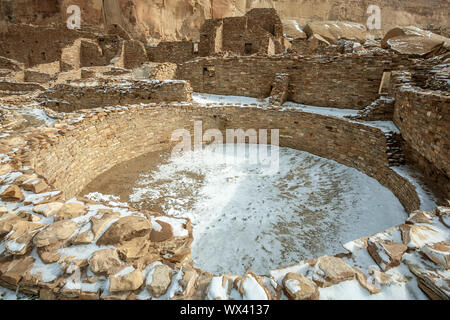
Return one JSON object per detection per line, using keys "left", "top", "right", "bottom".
{"left": 0, "top": 81, "right": 45, "bottom": 96}
{"left": 30, "top": 104, "right": 419, "bottom": 213}
{"left": 177, "top": 54, "right": 414, "bottom": 109}
{"left": 37, "top": 80, "right": 193, "bottom": 112}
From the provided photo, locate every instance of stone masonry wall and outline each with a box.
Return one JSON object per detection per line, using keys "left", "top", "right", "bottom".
{"left": 38, "top": 80, "right": 193, "bottom": 112}
{"left": 147, "top": 41, "right": 196, "bottom": 64}
{"left": 177, "top": 54, "right": 414, "bottom": 109}
{"left": 30, "top": 104, "right": 419, "bottom": 213}
{"left": 392, "top": 71, "right": 450, "bottom": 199}
{"left": 0, "top": 24, "right": 98, "bottom": 67}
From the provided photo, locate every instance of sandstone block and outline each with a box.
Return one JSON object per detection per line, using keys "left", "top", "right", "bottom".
{"left": 282, "top": 273, "right": 319, "bottom": 300}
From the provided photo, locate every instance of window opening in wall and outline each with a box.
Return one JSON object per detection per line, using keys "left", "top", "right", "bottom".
{"left": 193, "top": 42, "right": 199, "bottom": 55}
{"left": 245, "top": 43, "right": 252, "bottom": 55}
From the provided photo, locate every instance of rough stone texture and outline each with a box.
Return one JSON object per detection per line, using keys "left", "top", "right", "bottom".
{"left": 268, "top": 73, "right": 289, "bottom": 106}
{"left": 38, "top": 79, "right": 193, "bottom": 112}
{"left": 132, "top": 62, "right": 177, "bottom": 80}
{"left": 353, "top": 96, "right": 396, "bottom": 121}
{"left": 114, "top": 40, "right": 147, "bottom": 70}
{"left": 354, "top": 268, "right": 381, "bottom": 294}
{"left": 0, "top": 185, "right": 24, "bottom": 202}
{"left": 61, "top": 38, "right": 105, "bottom": 70}
{"left": 33, "top": 202, "right": 63, "bottom": 218}
{"left": 382, "top": 26, "right": 450, "bottom": 56}
{"left": 315, "top": 256, "right": 355, "bottom": 287}
{"left": 0, "top": 81, "right": 45, "bottom": 95}
{"left": 282, "top": 273, "right": 319, "bottom": 300}
{"left": 88, "top": 249, "right": 123, "bottom": 275}
{"left": 109, "top": 268, "right": 143, "bottom": 292}
{"left": 34, "top": 220, "right": 78, "bottom": 247}
{"left": 282, "top": 20, "right": 307, "bottom": 40}
{"left": 148, "top": 41, "right": 196, "bottom": 64}
{"left": 150, "top": 220, "right": 173, "bottom": 242}
{"left": 303, "top": 21, "right": 367, "bottom": 44}
{"left": 97, "top": 216, "right": 151, "bottom": 246}
{"left": 367, "top": 239, "right": 408, "bottom": 271}
{"left": 146, "top": 264, "right": 172, "bottom": 298}
{"left": 0, "top": 15, "right": 448, "bottom": 300}
{"left": 177, "top": 54, "right": 416, "bottom": 109}
{"left": 421, "top": 242, "right": 450, "bottom": 268}
{"left": 199, "top": 9, "right": 284, "bottom": 57}
{"left": 392, "top": 70, "right": 449, "bottom": 199}
{"left": 54, "top": 202, "right": 86, "bottom": 221}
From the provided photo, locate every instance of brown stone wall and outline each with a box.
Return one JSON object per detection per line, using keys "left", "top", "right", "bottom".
{"left": 23, "top": 70, "right": 52, "bottom": 83}
{"left": 0, "top": 56, "right": 23, "bottom": 71}
{"left": 177, "top": 55, "right": 413, "bottom": 109}
{"left": 114, "top": 40, "right": 147, "bottom": 69}
{"left": 269, "top": 73, "right": 289, "bottom": 106}
{"left": 147, "top": 41, "right": 196, "bottom": 64}
{"left": 0, "top": 80, "right": 44, "bottom": 92}
{"left": 199, "top": 8, "right": 285, "bottom": 57}
{"left": 392, "top": 74, "right": 450, "bottom": 199}
{"left": 199, "top": 19, "right": 223, "bottom": 56}
{"left": 132, "top": 63, "right": 177, "bottom": 80}
{"left": 61, "top": 38, "right": 105, "bottom": 70}
{"left": 0, "top": 24, "right": 99, "bottom": 67}
{"left": 38, "top": 80, "right": 193, "bottom": 111}
{"left": 31, "top": 104, "right": 419, "bottom": 213}
{"left": 221, "top": 17, "right": 248, "bottom": 54}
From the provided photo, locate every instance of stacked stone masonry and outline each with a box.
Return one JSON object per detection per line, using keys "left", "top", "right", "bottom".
{"left": 38, "top": 79, "right": 193, "bottom": 112}
{"left": 391, "top": 70, "right": 450, "bottom": 199}
{"left": 199, "top": 8, "right": 285, "bottom": 57}
{"left": 177, "top": 54, "right": 417, "bottom": 109}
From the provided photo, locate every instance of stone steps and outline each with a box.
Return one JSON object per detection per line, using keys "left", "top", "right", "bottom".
{"left": 385, "top": 132, "right": 405, "bottom": 167}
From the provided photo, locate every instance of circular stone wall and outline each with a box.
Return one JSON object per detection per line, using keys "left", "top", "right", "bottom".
{"left": 31, "top": 104, "right": 420, "bottom": 213}
{"left": 81, "top": 143, "right": 408, "bottom": 274}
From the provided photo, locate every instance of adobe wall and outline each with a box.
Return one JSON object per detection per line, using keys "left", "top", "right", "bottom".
{"left": 30, "top": 104, "right": 420, "bottom": 213}
{"left": 177, "top": 55, "right": 414, "bottom": 109}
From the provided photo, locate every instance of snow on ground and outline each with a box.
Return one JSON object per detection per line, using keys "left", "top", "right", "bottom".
{"left": 363, "top": 121, "right": 401, "bottom": 134}
{"left": 193, "top": 93, "right": 401, "bottom": 134}
{"left": 128, "top": 144, "right": 408, "bottom": 275}
{"left": 282, "top": 101, "right": 360, "bottom": 118}
{"left": 18, "top": 107, "right": 56, "bottom": 125}
{"left": 2, "top": 104, "right": 56, "bottom": 126}
{"left": 392, "top": 165, "right": 438, "bottom": 211}
{"left": 0, "top": 287, "right": 33, "bottom": 300}
{"left": 193, "top": 93, "right": 269, "bottom": 105}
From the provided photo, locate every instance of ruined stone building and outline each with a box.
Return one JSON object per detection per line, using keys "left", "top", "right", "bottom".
{"left": 199, "top": 8, "right": 287, "bottom": 56}
{"left": 0, "top": 1, "right": 449, "bottom": 303}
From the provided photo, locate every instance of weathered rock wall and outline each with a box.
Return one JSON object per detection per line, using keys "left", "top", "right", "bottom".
{"left": 31, "top": 104, "right": 419, "bottom": 212}
{"left": 1, "top": 0, "right": 448, "bottom": 42}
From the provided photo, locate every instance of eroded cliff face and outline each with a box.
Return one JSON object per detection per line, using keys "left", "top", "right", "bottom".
{"left": 1, "top": 0, "right": 448, "bottom": 42}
